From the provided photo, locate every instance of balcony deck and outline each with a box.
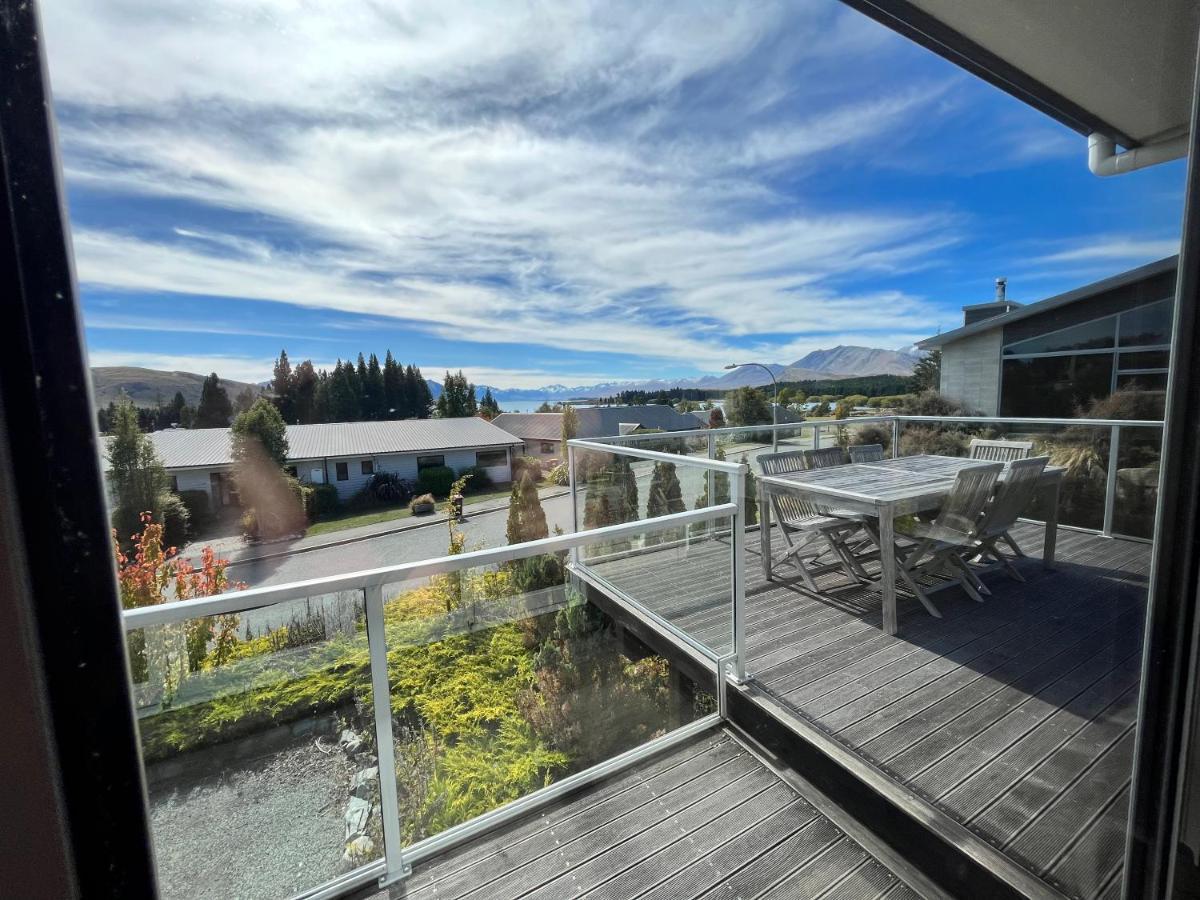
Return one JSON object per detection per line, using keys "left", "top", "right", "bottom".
{"left": 584, "top": 522, "right": 1151, "bottom": 900}
{"left": 378, "top": 728, "right": 926, "bottom": 900}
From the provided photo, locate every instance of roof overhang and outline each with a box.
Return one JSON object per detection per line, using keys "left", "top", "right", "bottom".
{"left": 839, "top": 0, "right": 1198, "bottom": 150}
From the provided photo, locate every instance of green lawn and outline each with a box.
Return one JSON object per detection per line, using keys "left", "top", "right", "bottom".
{"left": 304, "top": 484, "right": 535, "bottom": 538}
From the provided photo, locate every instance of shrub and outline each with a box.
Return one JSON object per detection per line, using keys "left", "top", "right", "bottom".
{"left": 308, "top": 483, "right": 341, "bottom": 518}
{"left": 457, "top": 465, "right": 491, "bottom": 491}
{"left": 369, "top": 471, "right": 412, "bottom": 504}
{"left": 159, "top": 492, "right": 191, "bottom": 547}
{"left": 410, "top": 493, "right": 436, "bottom": 515}
{"left": 547, "top": 462, "right": 569, "bottom": 486}
{"left": 849, "top": 423, "right": 893, "bottom": 453}
{"left": 416, "top": 465, "right": 456, "bottom": 497}
{"left": 177, "top": 490, "right": 212, "bottom": 529}
{"left": 512, "top": 456, "right": 543, "bottom": 482}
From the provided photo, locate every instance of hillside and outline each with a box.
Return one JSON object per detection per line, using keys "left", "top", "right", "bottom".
{"left": 785, "top": 345, "right": 919, "bottom": 378}
{"left": 91, "top": 367, "right": 261, "bottom": 408}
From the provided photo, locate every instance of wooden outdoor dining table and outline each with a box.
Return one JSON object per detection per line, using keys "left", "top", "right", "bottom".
{"left": 756, "top": 454, "right": 1064, "bottom": 635}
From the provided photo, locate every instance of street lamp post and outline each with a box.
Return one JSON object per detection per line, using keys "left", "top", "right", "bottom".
{"left": 725, "top": 362, "right": 779, "bottom": 451}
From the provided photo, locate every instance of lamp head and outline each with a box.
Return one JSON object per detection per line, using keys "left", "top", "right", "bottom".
{"left": 723, "top": 363, "right": 738, "bottom": 370}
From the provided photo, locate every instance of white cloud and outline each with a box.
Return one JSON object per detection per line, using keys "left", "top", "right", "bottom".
{"left": 85, "top": 350, "right": 282, "bottom": 384}
{"left": 1035, "top": 236, "right": 1180, "bottom": 264}
{"left": 44, "top": 0, "right": 968, "bottom": 379}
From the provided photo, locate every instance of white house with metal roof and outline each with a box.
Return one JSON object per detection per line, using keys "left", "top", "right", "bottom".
{"left": 135, "top": 418, "right": 522, "bottom": 508}
{"left": 493, "top": 405, "right": 701, "bottom": 462}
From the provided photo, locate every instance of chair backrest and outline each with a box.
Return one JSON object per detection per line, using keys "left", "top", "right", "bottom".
{"left": 978, "top": 456, "right": 1048, "bottom": 537}
{"left": 969, "top": 438, "right": 1034, "bottom": 462}
{"left": 757, "top": 450, "right": 822, "bottom": 522}
{"left": 928, "top": 462, "right": 1003, "bottom": 544}
{"left": 803, "top": 447, "right": 847, "bottom": 469}
{"left": 757, "top": 450, "right": 807, "bottom": 476}
{"left": 849, "top": 444, "right": 885, "bottom": 464}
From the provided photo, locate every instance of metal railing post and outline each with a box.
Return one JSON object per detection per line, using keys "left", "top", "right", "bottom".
{"left": 892, "top": 417, "right": 901, "bottom": 458}
{"left": 567, "top": 444, "right": 580, "bottom": 565}
{"left": 1103, "top": 424, "right": 1121, "bottom": 537}
{"left": 728, "top": 463, "right": 748, "bottom": 684}
{"left": 364, "top": 584, "right": 409, "bottom": 885}
{"left": 813, "top": 424, "right": 821, "bottom": 450}
{"left": 771, "top": 422, "right": 778, "bottom": 453}
{"left": 706, "top": 432, "right": 717, "bottom": 537}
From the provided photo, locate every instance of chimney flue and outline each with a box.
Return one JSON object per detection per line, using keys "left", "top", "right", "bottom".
{"left": 995, "top": 277, "right": 1007, "bottom": 302}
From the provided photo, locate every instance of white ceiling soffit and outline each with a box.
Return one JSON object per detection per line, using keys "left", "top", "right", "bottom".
{"left": 842, "top": 0, "right": 1199, "bottom": 148}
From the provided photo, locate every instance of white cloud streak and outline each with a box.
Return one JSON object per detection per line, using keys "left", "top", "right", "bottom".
{"left": 44, "top": 0, "right": 964, "bottom": 380}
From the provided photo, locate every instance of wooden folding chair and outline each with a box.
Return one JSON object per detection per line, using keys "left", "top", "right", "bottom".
{"left": 849, "top": 443, "right": 886, "bottom": 463}
{"left": 758, "top": 450, "right": 865, "bottom": 589}
{"left": 969, "top": 438, "right": 1033, "bottom": 462}
{"left": 971, "top": 456, "right": 1048, "bottom": 580}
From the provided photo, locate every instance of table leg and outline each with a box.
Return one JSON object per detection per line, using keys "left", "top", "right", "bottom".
{"left": 759, "top": 480, "right": 772, "bottom": 579}
{"left": 879, "top": 505, "right": 897, "bottom": 635}
{"left": 1042, "top": 478, "right": 1060, "bottom": 569}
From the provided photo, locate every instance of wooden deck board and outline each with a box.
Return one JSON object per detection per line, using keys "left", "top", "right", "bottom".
{"left": 585, "top": 521, "right": 1151, "bottom": 900}
{"left": 384, "top": 728, "right": 920, "bottom": 900}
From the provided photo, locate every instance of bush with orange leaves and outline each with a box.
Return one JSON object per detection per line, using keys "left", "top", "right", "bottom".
{"left": 115, "top": 513, "right": 244, "bottom": 707}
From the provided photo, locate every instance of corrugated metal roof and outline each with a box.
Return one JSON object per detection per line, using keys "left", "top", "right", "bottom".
{"left": 122, "top": 418, "right": 521, "bottom": 469}
{"left": 576, "top": 406, "right": 697, "bottom": 437}
{"left": 492, "top": 413, "right": 563, "bottom": 442}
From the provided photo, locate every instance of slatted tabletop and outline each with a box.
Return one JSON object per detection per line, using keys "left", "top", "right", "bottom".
{"left": 757, "top": 455, "right": 1063, "bottom": 635}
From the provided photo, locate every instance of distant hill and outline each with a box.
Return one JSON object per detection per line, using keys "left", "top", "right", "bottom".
{"left": 786, "top": 346, "right": 919, "bottom": 378}
{"left": 91, "top": 367, "right": 262, "bottom": 408}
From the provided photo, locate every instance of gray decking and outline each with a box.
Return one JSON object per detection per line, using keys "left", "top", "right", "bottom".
{"left": 379, "top": 729, "right": 922, "bottom": 900}
{"left": 587, "top": 522, "right": 1151, "bottom": 900}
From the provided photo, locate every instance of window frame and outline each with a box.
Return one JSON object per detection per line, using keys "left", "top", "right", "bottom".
{"left": 475, "top": 448, "right": 508, "bottom": 468}
{"left": 360, "top": 459, "right": 374, "bottom": 476}
{"left": 416, "top": 454, "right": 445, "bottom": 471}
{"left": 335, "top": 461, "right": 349, "bottom": 481}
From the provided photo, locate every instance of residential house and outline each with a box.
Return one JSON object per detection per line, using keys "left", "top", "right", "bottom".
{"left": 132, "top": 418, "right": 522, "bottom": 509}
{"left": 493, "top": 404, "right": 700, "bottom": 459}
{"left": 918, "top": 256, "right": 1176, "bottom": 417}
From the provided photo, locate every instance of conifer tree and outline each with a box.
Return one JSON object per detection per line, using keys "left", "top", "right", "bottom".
{"left": 195, "top": 372, "right": 233, "bottom": 427}
{"left": 506, "top": 471, "right": 549, "bottom": 544}
{"left": 646, "top": 461, "right": 685, "bottom": 544}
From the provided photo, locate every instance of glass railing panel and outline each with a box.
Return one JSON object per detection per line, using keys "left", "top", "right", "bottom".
{"left": 1112, "top": 425, "right": 1162, "bottom": 539}
{"left": 378, "top": 553, "right": 716, "bottom": 849}
{"left": 577, "top": 514, "right": 735, "bottom": 659}
{"left": 126, "top": 592, "right": 373, "bottom": 900}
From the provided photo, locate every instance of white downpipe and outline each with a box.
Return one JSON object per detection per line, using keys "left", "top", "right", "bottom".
{"left": 1088, "top": 131, "right": 1188, "bottom": 176}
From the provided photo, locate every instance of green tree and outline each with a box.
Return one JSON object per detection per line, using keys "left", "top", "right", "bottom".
{"left": 233, "top": 385, "right": 259, "bottom": 415}
{"left": 708, "top": 407, "right": 726, "bottom": 429}
{"left": 293, "top": 360, "right": 318, "bottom": 424}
{"left": 479, "top": 388, "right": 502, "bottom": 420}
{"left": 231, "top": 398, "right": 289, "bottom": 467}
{"left": 813, "top": 400, "right": 831, "bottom": 417}
{"left": 364, "top": 353, "right": 385, "bottom": 420}
{"left": 195, "top": 372, "right": 233, "bottom": 427}
{"left": 506, "top": 471, "right": 549, "bottom": 545}
{"left": 272, "top": 350, "right": 295, "bottom": 422}
{"left": 408, "top": 365, "right": 433, "bottom": 418}
{"left": 561, "top": 405, "right": 579, "bottom": 448}
{"left": 583, "top": 458, "right": 638, "bottom": 529}
{"left": 436, "top": 370, "right": 477, "bottom": 417}
{"left": 725, "top": 387, "right": 771, "bottom": 427}
{"left": 645, "top": 461, "right": 685, "bottom": 545}
{"left": 383, "top": 351, "right": 404, "bottom": 418}
{"left": 106, "top": 400, "right": 173, "bottom": 544}
{"left": 911, "top": 349, "right": 942, "bottom": 393}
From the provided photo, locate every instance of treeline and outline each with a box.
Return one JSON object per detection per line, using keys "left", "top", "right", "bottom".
{"left": 776, "top": 374, "right": 915, "bottom": 397}
{"left": 271, "top": 350, "right": 434, "bottom": 423}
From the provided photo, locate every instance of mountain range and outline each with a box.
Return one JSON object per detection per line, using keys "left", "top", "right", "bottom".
{"left": 476, "top": 345, "right": 922, "bottom": 401}
{"left": 91, "top": 345, "right": 921, "bottom": 409}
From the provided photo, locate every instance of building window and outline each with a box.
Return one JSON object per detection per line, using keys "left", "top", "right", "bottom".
{"left": 285, "top": 466, "right": 298, "bottom": 478}
{"left": 335, "top": 462, "right": 349, "bottom": 481}
{"left": 170, "top": 476, "right": 179, "bottom": 492}
{"left": 1000, "top": 297, "right": 1172, "bottom": 417}
{"left": 476, "top": 449, "right": 508, "bottom": 468}
{"left": 540, "top": 442, "right": 555, "bottom": 454}
{"left": 361, "top": 460, "right": 374, "bottom": 475}
{"left": 416, "top": 454, "right": 444, "bottom": 470}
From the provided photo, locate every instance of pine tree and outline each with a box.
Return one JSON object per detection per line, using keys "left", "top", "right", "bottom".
{"left": 479, "top": 388, "right": 501, "bottom": 420}
{"left": 293, "top": 360, "right": 318, "bottom": 423}
{"left": 645, "top": 461, "right": 685, "bottom": 544}
{"left": 365, "top": 353, "right": 385, "bottom": 420}
{"left": 561, "top": 405, "right": 579, "bottom": 449}
{"left": 195, "top": 372, "right": 233, "bottom": 427}
{"left": 506, "top": 471, "right": 549, "bottom": 544}
{"left": 106, "top": 399, "right": 169, "bottom": 544}
{"left": 272, "top": 349, "right": 295, "bottom": 422}
{"left": 383, "top": 351, "right": 404, "bottom": 418}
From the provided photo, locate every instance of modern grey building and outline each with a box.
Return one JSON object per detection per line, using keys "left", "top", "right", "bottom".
{"left": 918, "top": 256, "right": 1176, "bottom": 416}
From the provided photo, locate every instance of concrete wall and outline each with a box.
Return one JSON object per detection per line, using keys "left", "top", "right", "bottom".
{"left": 938, "top": 328, "right": 1003, "bottom": 415}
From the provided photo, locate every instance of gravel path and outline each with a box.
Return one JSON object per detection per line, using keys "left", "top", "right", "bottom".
{"left": 149, "top": 735, "right": 362, "bottom": 900}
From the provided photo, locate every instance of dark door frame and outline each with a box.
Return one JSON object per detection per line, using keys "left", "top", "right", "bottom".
{"left": 0, "top": 3, "right": 158, "bottom": 896}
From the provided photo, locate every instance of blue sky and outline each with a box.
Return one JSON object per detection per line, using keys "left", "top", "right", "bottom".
{"left": 42, "top": 0, "right": 1184, "bottom": 389}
